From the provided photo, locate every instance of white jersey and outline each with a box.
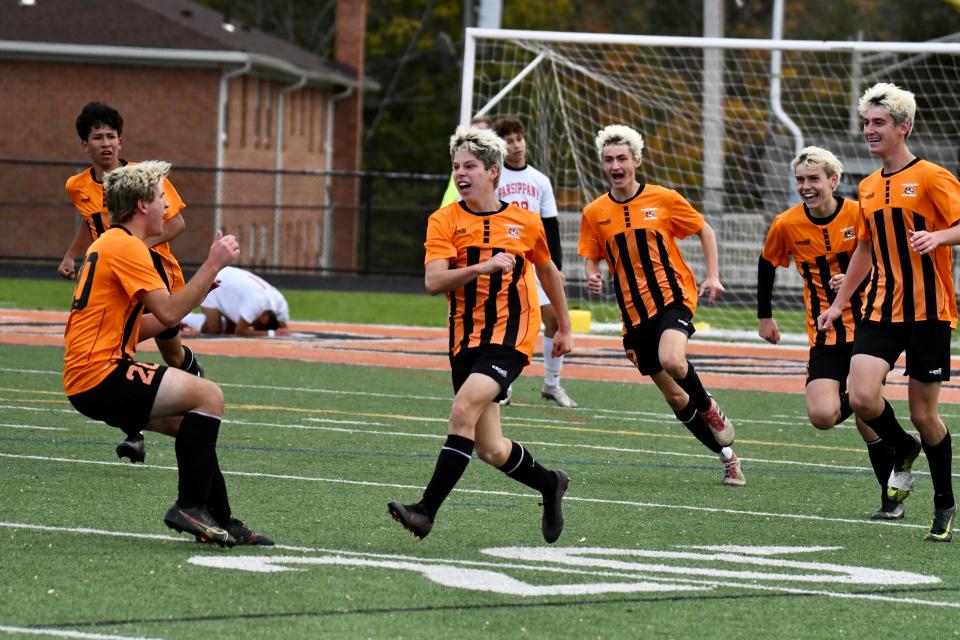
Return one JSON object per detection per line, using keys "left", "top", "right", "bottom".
{"left": 497, "top": 164, "right": 558, "bottom": 219}
{"left": 201, "top": 266, "right": 289, "bottom": 325}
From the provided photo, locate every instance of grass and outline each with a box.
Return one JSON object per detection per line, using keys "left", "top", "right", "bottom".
{"left": 0, "top": 276, "right": 803, "bottom": 336}
{"left": 2, "top": 339, "right": 959, "bottom": 639}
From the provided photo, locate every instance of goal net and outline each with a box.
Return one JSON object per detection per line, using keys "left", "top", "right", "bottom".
{"left": 462, "top": 29, "right": 960, "bottom": 340}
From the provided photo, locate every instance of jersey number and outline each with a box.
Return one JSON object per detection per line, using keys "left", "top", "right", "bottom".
{"left": 125, "top": 362, "right": 160, "bottom": 385}
{"left": 71, "top": 252, "right": 99, "bottom": 311}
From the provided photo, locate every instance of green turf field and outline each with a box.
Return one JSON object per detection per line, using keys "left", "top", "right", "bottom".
{"left": 2, "top": 341, "right": 958, "bottom": 639}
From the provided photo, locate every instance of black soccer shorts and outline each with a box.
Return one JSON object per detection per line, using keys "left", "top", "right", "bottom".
{"left": 68, "top": 359, "right": 168, "bottom": 435}
{"left": 450, "top": 345, "right": 526, "bottom": 403}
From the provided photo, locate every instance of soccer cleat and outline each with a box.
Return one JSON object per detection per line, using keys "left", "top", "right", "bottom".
{"left": 540, "top": 469, "right": 570, "bottom": 543}
{"left": 887, "top": 435, "right": 922, "bottom": 503}
{"left": 499, "top": 385, "right": 513, "bottom": 406}
{"left": 924, "top": 502, "right": 956, "bottom": 542}
{"left": 721, "top": 453, "right": 746, "bottom": 486}
{"left": 116, "top": 432, "right": 146, "bottom": 463}
{"left": 541, "top": 384, "right": 578, "bottom": 408}
{"left": 198, "top": 518, "right": 275, "bottom": 546}
{"left": 700, "top": 398, "right": 735, "bottom": 446}
{"left": 181, "top": 345, "right": 204, "bottom": 377}
{"left": 387, "top": 501, "right": 434, "bottom": 540}
{"left": 871, "top": 497, "right": 905, "bottom": 520}
{"left": 164, "top": 504, "right": 235, "bottom": 547}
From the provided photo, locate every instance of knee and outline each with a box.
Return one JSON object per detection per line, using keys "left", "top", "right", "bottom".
{"left": 659, "top": 355, "right": 686, "bottom": 379}
{"left": 661, "top": 389, "right": 688, "bottom": 411}
{"left": 847, "top": 390, "right": 878, "bottom": 418}
{"left": 205, "top": 381, "right": 225, "bottom": 415}
{"left": 474, "top": 439, "right": 509, "bottom": 466}
{"left": 909, "top": 408, "right": 938, "bottom": 432}
{"left": 808, "top": 412, "right": 836, "bottom": 431}
{"left": 448, "top": 400, "right": 478, "bottom": 434}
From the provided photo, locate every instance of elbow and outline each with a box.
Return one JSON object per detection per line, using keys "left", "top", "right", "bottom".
{"left": 425, "top": 282, "right": 443, "bottom": 296}
{"left": 153, "top": 311, "right": 181, "bottom": 328}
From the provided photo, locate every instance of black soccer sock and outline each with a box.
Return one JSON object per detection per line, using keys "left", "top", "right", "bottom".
{"left": 179, "top": 345, "right": 204, "bottom": 377}
{"left": 836, "top": 391, "right": 854, "bottom": 425}
{"left": 921, "top": 432, "right": 955, "bottom": 509}
{"left": 420, "top": 434, "right": 474, "bottom": 520}
{"left": 674, "top": 362, "right": 712, "bottom": 412}
{"left": 174, "top": 411, "right": 221, "bottom": 509}
{"left": 206, "top": 455, "right": 233, "bottom": 526}
{"left": 674, "top": 399, "right": 722, "bottom": 454}
{"left": 865, "top": 437, "right": 894, "bottom": 496}
{"left": 498, "top": 441, "right": 558, "bottom": 494}
{"left": 863, "top": 400, "right": 916, "bottom": 458}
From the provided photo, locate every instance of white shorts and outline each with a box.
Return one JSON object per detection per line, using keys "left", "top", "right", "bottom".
{"left": 535, "top": 273, "right": 548, "bottom": 307}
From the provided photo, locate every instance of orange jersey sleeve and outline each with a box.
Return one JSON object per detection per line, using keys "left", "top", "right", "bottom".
{"left": 762, "top": 199, "right": 861, "bottom": 345}
{"left": 63, "top": 227, "right": 168, "bottom": 395}
{"left": 578, "top": 184, "right": 702, "bottom": 333}
{"left": 857, "top": 160, "right": 960, "bottom": 326}
{"left": 424, "top": 201, "right": 548, "bottom": 361}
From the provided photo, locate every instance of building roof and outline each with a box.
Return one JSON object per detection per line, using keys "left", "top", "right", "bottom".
{"left": 0, "top": 0, "right": 373, "bottom": 89}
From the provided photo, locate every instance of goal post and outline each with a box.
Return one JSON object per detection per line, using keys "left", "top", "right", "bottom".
{"left": 461, "top": 28, "right": 960, "bottom": 339}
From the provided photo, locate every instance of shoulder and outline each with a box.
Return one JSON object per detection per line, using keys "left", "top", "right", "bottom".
{"left": 770, "top": 204, "right": 802, "bottom": 229}
{"left": 65, "top": 169, "right": 93, "bottom": 194}
{"left": 584, "top": 192, "right": 612, "bottom": 213}
{"left": 918, "top": 160, "right": 960, "bottom": 186}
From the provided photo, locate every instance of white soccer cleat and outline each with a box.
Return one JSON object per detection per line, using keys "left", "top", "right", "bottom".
{"left": 700, "top": 398, "right": 735, "bottom": 446}
{"left": 541, "top": 384, "right": 578, "bottom": 408}
{"left": 721, "top": 453, "right": 746, "bottom": 486}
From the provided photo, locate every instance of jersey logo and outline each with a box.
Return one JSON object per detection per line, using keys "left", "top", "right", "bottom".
{"left": 597, "top": 218, "right": 612, "bottom": 225}
{"left": 862, "top": 192, "right": 875, "bottom": 200}
{"left": 643, "top": 208, "right": 657, "bottom": 219}
{"left": 795, "top": 239, "right": 811, "bottom": 246}
{"left": 902, "top": 184, "right": 918, "bottom": 197}
{"left": 504, "top": 223, "right": 522, "bottom": 239}
{"left": 455, "top": 227, "right": 468, "bottom": 236}
{"left": 842, "top": 227, "right": 855, "bottom": 241}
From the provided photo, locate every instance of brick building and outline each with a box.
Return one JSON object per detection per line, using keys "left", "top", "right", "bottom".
{"left": 0, "top": 0, "right": 373, "bottom": 270}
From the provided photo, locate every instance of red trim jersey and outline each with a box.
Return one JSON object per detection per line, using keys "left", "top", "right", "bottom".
{"left": 424, "top": 201, "right": 550, "bottom": 361}
{"left": 578, "top": 184, "right": 703, "bottom": 333}
{"left": 65, "top": 162, "right": 187, "bottom": 291}
{"left": 63, "top": 227, "right": 167, "bottom": 395}
{"left": 761, "top": 197, "right": 861, "bottom": 346}
{"left": 857, "top": 159, "right": 960, "bottom": 327}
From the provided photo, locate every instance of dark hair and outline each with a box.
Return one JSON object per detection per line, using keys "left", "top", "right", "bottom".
{"left": 252, "top": 311, "right": 280, "bottom": 331}
{"left": 76, "top": 102, "right": 123, "bottom": 140}
{"left": 493, "top": 116, "right": 525, "bottom": 139}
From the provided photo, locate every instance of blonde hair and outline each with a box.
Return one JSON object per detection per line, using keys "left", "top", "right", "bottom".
{"left": 449, "top": 125, "right": 506, "bottom": 170}
{"left": 104, "top": 161, "right": 170, "bottom": 225}
{"left": 858, "top": 82, "right": 916, "bottom": 133}
{"left": 790, "top": 146, "right": 843, "bottom": 179}
{"left": 595, "top": 125, "right": 644, "bottom": 162}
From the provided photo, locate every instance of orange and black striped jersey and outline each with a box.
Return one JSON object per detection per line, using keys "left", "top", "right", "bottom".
{"left": 63, "top": 227, "right": 167, "bottom": 395}
{"left": 65, "top": 162, "right": 186, "bottom": 290}
{"left": 424, "top": 201, "right": 550, "bottom": 361}
{"left": 857, "top": 158, "right": 960, "bottom": 326}
{"left": 761, "top": 197, "right": 862, "bottom": 346}
{"left": 578, "top": 184, "right": 703, "bottom": 332}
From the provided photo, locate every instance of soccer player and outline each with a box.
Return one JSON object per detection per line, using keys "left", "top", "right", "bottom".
{"left": 59, "top": 102, "right": 202, "bottom": 464}
{"left": 758, "top": 145, "right": 905, "bottom": 519}
{"left": 578, "top": 124, "right": 745, "bottom": 486}
{"left": 817, "top": 82, "right": 960, "bottom": 541}
{"left": 181, "top": 266, "right": 290, "bottom": 337}
{"left": 64, "top": 161, "right": 273, "bottom": 546}
{"left": 493, "top": 116, "right": 576, "bottom": 408}
{"left": 388, "top": 126, "right": 573, "bottom": 541}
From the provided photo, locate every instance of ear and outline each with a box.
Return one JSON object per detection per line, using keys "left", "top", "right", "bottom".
{"left": 829, "top": 173, "right": 840, "bottom": 191}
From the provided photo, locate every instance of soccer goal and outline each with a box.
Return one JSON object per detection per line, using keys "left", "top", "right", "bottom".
{"left": 462, "top": 28, "right": 960, "bottom": 339}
